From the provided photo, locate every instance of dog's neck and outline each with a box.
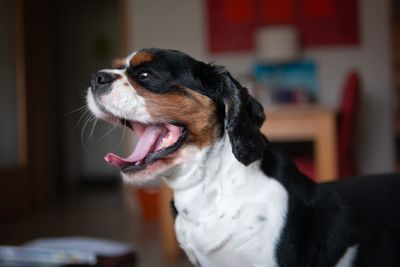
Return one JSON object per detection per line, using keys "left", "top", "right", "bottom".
{"left": 162, "top": 133, "right": 266, "bottom": 221}
{"left": 163, "top": 133, "right": 254, "bottom": 189}
{"left": 162, "top": 134, "right": 288, "bottom": 267}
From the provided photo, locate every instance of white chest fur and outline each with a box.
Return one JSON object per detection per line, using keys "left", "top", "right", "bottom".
{"left": 164, "top": 137, "right": 289, "bottom": 267}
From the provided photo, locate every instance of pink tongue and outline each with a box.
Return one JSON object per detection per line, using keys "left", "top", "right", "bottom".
{"left": 105, "top": 125, "right": 163, "bottom": 168}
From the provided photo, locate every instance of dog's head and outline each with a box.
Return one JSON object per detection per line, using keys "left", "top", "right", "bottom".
{"left": 87, "top": 48, "right": 267, "bottom": 183}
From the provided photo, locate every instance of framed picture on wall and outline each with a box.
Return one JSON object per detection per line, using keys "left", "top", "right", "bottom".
{"left": 207, "top": 0, "right": 360, "bottom": 53}
{"left": 253, "top": 60, "right": 318, "bottom": 104}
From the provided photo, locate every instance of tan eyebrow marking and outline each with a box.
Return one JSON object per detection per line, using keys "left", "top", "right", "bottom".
{"left": 112, "top": 58, "right": 126, "bottom": 69}
{"left": 130, "top": 52, "right": 153, "bottom": 66}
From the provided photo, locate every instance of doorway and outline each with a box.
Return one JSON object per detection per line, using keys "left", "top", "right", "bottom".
{"left": 0, "top": 0, "right": 125, "bottom": 218}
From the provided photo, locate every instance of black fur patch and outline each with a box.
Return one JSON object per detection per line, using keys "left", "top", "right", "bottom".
{"left": 261, "top": 147, "right": 400, "bottom": 266}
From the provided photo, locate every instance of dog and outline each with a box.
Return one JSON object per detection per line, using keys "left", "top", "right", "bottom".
{"left": 87, "top": 48, "right": 400, "bottom": 267}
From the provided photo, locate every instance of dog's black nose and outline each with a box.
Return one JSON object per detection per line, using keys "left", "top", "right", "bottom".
{"left": 91, "top": 71, "right": 116, "bottom": 92}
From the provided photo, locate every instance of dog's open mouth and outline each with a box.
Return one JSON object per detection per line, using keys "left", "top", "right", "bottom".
{"left": 104, "top": 120, "right": 187, "bottom": 173}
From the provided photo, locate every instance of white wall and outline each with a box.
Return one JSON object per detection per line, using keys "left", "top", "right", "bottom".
{"left": 128, "top": 0, "right": 395, "bottom": 175}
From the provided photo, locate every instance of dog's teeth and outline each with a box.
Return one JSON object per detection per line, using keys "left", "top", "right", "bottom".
{"left": 135, "top": 161, "right": 140, "bottom": 165}
{"left": 160, "top": 132, "right": 173, "bottom": 148}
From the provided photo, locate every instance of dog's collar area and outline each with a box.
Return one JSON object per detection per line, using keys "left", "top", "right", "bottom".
{"left": 104, "top": 120, "right": 187, "bottom": 173}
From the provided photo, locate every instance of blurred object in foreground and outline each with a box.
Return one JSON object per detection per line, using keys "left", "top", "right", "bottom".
{"left": 0, "top": 236, "right": 137, "bottom": 267}
{"left": 0, "top": 246, "right": 95, "bottom": 266}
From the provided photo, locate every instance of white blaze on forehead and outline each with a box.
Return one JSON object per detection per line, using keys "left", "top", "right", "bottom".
{"left": 92, "top": 68, "right": 153, "bottom": 123}
{"left": 125, "top": 51, "right": 137, "bottom": 67}
{"left": 98, "top": 68, "right": 124, "bottom": 75}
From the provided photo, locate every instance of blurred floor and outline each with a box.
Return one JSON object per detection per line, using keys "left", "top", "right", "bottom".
{"left": 0, "top": 185, "right": 192, "bottom": 267}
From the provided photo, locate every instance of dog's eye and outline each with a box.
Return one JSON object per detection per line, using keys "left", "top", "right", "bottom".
{"left": 137, "top": 71, "right": 150, "bottom": 81}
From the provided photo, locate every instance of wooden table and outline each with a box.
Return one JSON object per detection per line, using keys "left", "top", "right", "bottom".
{"left": 159, "top": 104, "right": 338, "bottom": 261}
{"left": 262, "top": 105, "right": 338, "bottom": 182}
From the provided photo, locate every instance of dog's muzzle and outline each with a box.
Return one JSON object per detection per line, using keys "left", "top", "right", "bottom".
{"left": 91, "top": 71, "right": 117, "bottom": 96}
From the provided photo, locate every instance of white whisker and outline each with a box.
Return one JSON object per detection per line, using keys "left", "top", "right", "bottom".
{"left": 117, "top": 120, "right": 127, "bottom": 150}
{"left": 77, "top": 109, "right": 91, "bottom": 127}
{"left": 80, "top": 113, "right": 95, "bottom": 154}
{"left": 89, "top": 118, "right": 99, "bottom": 141}
{"left": 63, "top": 105, "right": 88, "bottom": 116}
{"left": 98, "top": 120, "right": 120, "bottom": 141}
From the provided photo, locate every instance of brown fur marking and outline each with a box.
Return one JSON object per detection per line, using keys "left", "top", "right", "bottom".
{"left": 131, "top": 82, "right": 219, "bottom": 148}
{"left": 112, "top": 58, "right": 126, "bottom": 69}
{"left": 131, "top": 52, "right": 153, "bottom": 66}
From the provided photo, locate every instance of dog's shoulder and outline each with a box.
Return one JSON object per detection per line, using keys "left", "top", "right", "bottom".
{"left": 260, "top": 148, "right": 349, "bottom": 264}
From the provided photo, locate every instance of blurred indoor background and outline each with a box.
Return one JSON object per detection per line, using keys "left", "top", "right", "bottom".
{"left": 0, "top": 0, "right": 399, "bottom": 266}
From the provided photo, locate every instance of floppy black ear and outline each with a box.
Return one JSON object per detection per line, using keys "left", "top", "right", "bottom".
{"left": 222, "top": 73, "right": 268, "bottom": 165}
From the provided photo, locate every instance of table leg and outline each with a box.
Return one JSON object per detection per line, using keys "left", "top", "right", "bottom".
{"left": 159, "top": 184, "right": 181, "bottom": 261}
{"left": 315, "top": 112, "right": 338, "bottom": 182}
